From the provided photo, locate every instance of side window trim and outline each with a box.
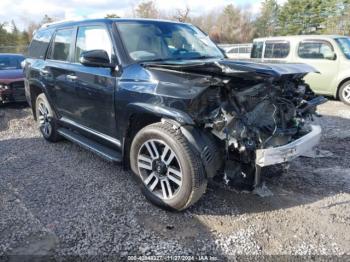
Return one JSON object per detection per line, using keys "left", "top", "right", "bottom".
{"left": 73, "top": 23, "right": 115, "bottom": 64}
{"left": 297, "top": 39, "right": 335, "bottom": 60}
{"left": 47, "top": 27, "right": 76, "bottom": 63}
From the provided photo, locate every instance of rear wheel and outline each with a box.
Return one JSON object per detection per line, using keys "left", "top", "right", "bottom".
{"left": 339, "top": 81, "right": 350, "bottom": 105}
{"left": 130, "top": 122, "right": 207, "bottom": 211}
{"left": 35, "top": 93, "right": 61, "bottom": 142}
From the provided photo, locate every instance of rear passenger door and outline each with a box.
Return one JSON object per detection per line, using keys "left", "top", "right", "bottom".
{"left": 44, "top": 27, "right": 77, "bottom": 120}
{"left": 69, "top": 24, "right": 117, "bottom": 137}
{"left": 295, "top": 39, "right": 339, "bottom": 95}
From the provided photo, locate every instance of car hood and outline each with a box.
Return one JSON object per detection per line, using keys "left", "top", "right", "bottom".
{"left": 120, "top": 59, "right": 318, "bottom": 100}
{"left": 142, "top": 59, "right": 318, "bottom": 78}
{"left": 0, "top": 69, "right": 24, "bottom": 84}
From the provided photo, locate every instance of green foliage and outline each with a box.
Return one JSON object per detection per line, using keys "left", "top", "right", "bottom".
{"left": 254, "top": 0, "right": 280, "bottom": 37}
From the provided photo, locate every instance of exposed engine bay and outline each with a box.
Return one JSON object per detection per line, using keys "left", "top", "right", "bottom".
{"left": 145, "top": 60, "right": 327, "bottom": 189}
{"left": 191, "top": 73, "right": 326, "bottom": 188}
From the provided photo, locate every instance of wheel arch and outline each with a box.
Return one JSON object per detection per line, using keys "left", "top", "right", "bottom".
{"left": 337, "top": 77, "right": 350, "bottom": 99}
{"left": 27, "top": 80, "right": 45, "bottom": 120}
{"left": 121, "top": 102, "right": 195, "bottom": 168}
{"left": 122, "top": 103, "right": 223, "bottom": 177}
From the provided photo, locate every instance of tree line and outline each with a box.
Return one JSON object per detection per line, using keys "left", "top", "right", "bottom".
{"left": 1, "top": 0, "right": 350, "bottom": 54}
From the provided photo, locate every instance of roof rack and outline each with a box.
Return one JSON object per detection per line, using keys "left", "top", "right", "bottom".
{"left": 40, "top": 19, "right": 78, "bottom": 29}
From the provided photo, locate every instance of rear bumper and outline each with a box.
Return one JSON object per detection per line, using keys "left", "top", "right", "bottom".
{"left": 255, "top": 125, "right": 322, "bottom": 167}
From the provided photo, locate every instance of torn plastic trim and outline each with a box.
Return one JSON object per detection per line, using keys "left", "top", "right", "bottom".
{"left": 255, "top": 125, "right": 322, "bottom": 167}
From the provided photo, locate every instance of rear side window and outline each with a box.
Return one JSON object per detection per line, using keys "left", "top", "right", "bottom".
{"left": 28, "top": 29, "right": 54, "bottom": 59}
{"left": 264, "top": 41, "right": 290, "bottom": 58}
{"left": 228, "top": 48, "right": 238, "bottom": 54}
{"left": 251, "top": 42, "right": 263, "bottom": 58}
{"left": 75, "top": 25, "right": 113, "bottom": 62}
{"left": 298, "top": 40, "right": 334, "bottom": 59}
{"left": 50, "top": 28, "right": 74, "bottom": 62}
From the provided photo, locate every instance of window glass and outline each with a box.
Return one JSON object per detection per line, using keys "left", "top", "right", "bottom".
{"left": 335, "top": 37, "right": 350, "bottom": 59}
{"left": 238, "top": 47, "right": 245, "bottom": 53}
{"left": 117, "top": 22, "right": 223, "bottom": 62}
{"left": 251, "top": 42, "right": 263, "bottom": 58}
{"left": 298, "top": 41, "right": 334, "bottom": 59}
{"left": 75, "top": 26, "right": 113, "bottom": 62}
{"left": 51, "top": 29, "right": 74, "bottom": 61}
{"left": 264, "top": 42, "right": 290, "bottom": 58}
{"left": 0, "top": 55, "right": 24, "bottom": 70}
{"left": 28, "top": 29, "right": 54, "bottom": 59}
{"left": 228, "top": 48, "right": 238, "bottom": 54}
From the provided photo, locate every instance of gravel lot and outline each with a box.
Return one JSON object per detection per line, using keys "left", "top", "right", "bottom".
{"left": 0, "top": 101, "right": 349, "bottom": 259}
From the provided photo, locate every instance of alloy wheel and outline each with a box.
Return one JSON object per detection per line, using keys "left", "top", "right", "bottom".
{"left": 38, "top": 102, "right": 52, "bottom": 137}
{"left": 137, "top": 139, "right": 183, "bottom": 200}
{"left": 343, "top": 84, "right": 350, "bottom": 104}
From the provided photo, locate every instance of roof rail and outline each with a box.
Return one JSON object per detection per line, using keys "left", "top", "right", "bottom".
{"left": 40, "top": 19, "right": 77, "bottom": 29}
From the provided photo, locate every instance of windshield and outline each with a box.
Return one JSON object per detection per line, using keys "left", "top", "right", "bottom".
{"left": 335, "top": 37, "right": 350, "bottom": 59}
{"left": 0, "top": 55, "right": 24, "bottom": 70}
{"left": 116, "top": 21, "right": 224, "bottom": 62}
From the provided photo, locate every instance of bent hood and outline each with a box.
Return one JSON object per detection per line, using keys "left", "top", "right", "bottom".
{"left": 143, "top": 59, "right": 318, "bottom": 78}
{"left": 0, "top": 69, "right": 24, "bottom": 84}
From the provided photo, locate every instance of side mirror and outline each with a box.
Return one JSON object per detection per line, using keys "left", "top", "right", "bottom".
{"left": 79, "top": 50, "right": 115, "bottom": 68}
{"left": 324, "top": 51, "right": 337, "bottom": 60}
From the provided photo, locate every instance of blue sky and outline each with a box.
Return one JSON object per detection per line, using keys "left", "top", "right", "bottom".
{"left": 0, "top": 0, "right": 266, "bottom": 30}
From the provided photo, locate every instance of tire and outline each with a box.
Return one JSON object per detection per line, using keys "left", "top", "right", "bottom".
{"left": 339, "top": 81, "right": 350, "bottom": 106}
{"left": 35, "top": 93, "right": 61, "bottom": 142}
{"left": 130, "top": 122, "right": 207, "bottom": 211}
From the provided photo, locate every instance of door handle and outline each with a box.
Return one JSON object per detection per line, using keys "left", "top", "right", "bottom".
{"left": 66, "top": 75, "right": 78, "bottom": 80}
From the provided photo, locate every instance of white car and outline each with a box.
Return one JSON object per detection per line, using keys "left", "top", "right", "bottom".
{"left": 251, "top": 35, "right": 350, "bottom": 105}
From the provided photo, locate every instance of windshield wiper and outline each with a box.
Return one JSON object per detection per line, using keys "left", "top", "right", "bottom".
{"left": 181, "top": 55, "right": 220, "bottom": 60}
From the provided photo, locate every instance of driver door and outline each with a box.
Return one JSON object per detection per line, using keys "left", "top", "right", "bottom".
{"left": 68, "top": 24, "right": 118, "bottom": 137}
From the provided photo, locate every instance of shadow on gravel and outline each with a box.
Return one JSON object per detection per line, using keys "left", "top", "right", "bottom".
{"left": 0, "top": 102, "right": 29, "bottom": 132}
{"left": 0, "top": 114, "right": 349, "bottom": 258}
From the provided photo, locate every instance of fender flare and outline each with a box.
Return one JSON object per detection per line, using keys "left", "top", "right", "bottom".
{"left": 124, "top": 102, "right": 195, "bottom": 125}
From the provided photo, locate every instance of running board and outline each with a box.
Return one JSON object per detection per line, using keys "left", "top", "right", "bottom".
{"left": 57, "top": 128, "right": 122, "bottom": 162}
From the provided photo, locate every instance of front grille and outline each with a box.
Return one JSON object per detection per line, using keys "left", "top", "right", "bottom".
{"left": 11, "top": 81, "right": 25, "bottom": 89}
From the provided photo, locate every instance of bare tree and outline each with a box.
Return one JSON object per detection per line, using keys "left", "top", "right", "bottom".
{"left": 134, "top": 1, "right": 159, "bottom": 18}
{"left": 173, "top": 7, "right": 191, "bottom": 22}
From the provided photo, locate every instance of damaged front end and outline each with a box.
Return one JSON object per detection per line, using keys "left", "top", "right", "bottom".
{"left": 182, "top": 60, "right": 326, "bottom": 189}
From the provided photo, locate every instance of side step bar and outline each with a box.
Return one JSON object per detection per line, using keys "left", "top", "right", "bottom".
{"left": 57, "top": 128, "right": 122, "bottom": 162}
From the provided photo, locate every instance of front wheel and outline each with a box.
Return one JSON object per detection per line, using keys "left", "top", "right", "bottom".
{"left": 339, "top": 81, "right": 350, "bottom": 106}
{"left": 130, "top": 122, "right": 207, "bottom": 211}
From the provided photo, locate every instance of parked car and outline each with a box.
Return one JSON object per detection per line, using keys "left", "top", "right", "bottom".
{"left": 251, "top": 35, "right": 350, "bottom": 105}
{"left": 222, "top": 43, "right": 252, "bottom": 60}
{"left": 24, "top": 19, "right": 325, "bottom": 210}
{"left": 0, "top": 54, "right": 26, "bottom": 104}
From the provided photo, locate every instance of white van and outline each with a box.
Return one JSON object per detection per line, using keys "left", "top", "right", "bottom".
{"left": 224, "top": 43, "right": 252, "bottom": 60}
{"left": 251, "top": 35, "right": 350, "bottom": 105}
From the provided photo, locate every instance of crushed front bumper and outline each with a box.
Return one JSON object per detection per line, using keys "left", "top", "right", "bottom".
{"left": 255, "top": 125, "right": 322, "bottom": 167}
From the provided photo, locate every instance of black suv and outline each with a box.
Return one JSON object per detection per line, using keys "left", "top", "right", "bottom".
{"left": 24, "top": 19, "right": 325, "bottom": 210}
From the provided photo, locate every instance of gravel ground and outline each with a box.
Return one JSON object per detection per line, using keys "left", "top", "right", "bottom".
{"left": 0, "top": 101, "right": 349, "bottom": 260}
